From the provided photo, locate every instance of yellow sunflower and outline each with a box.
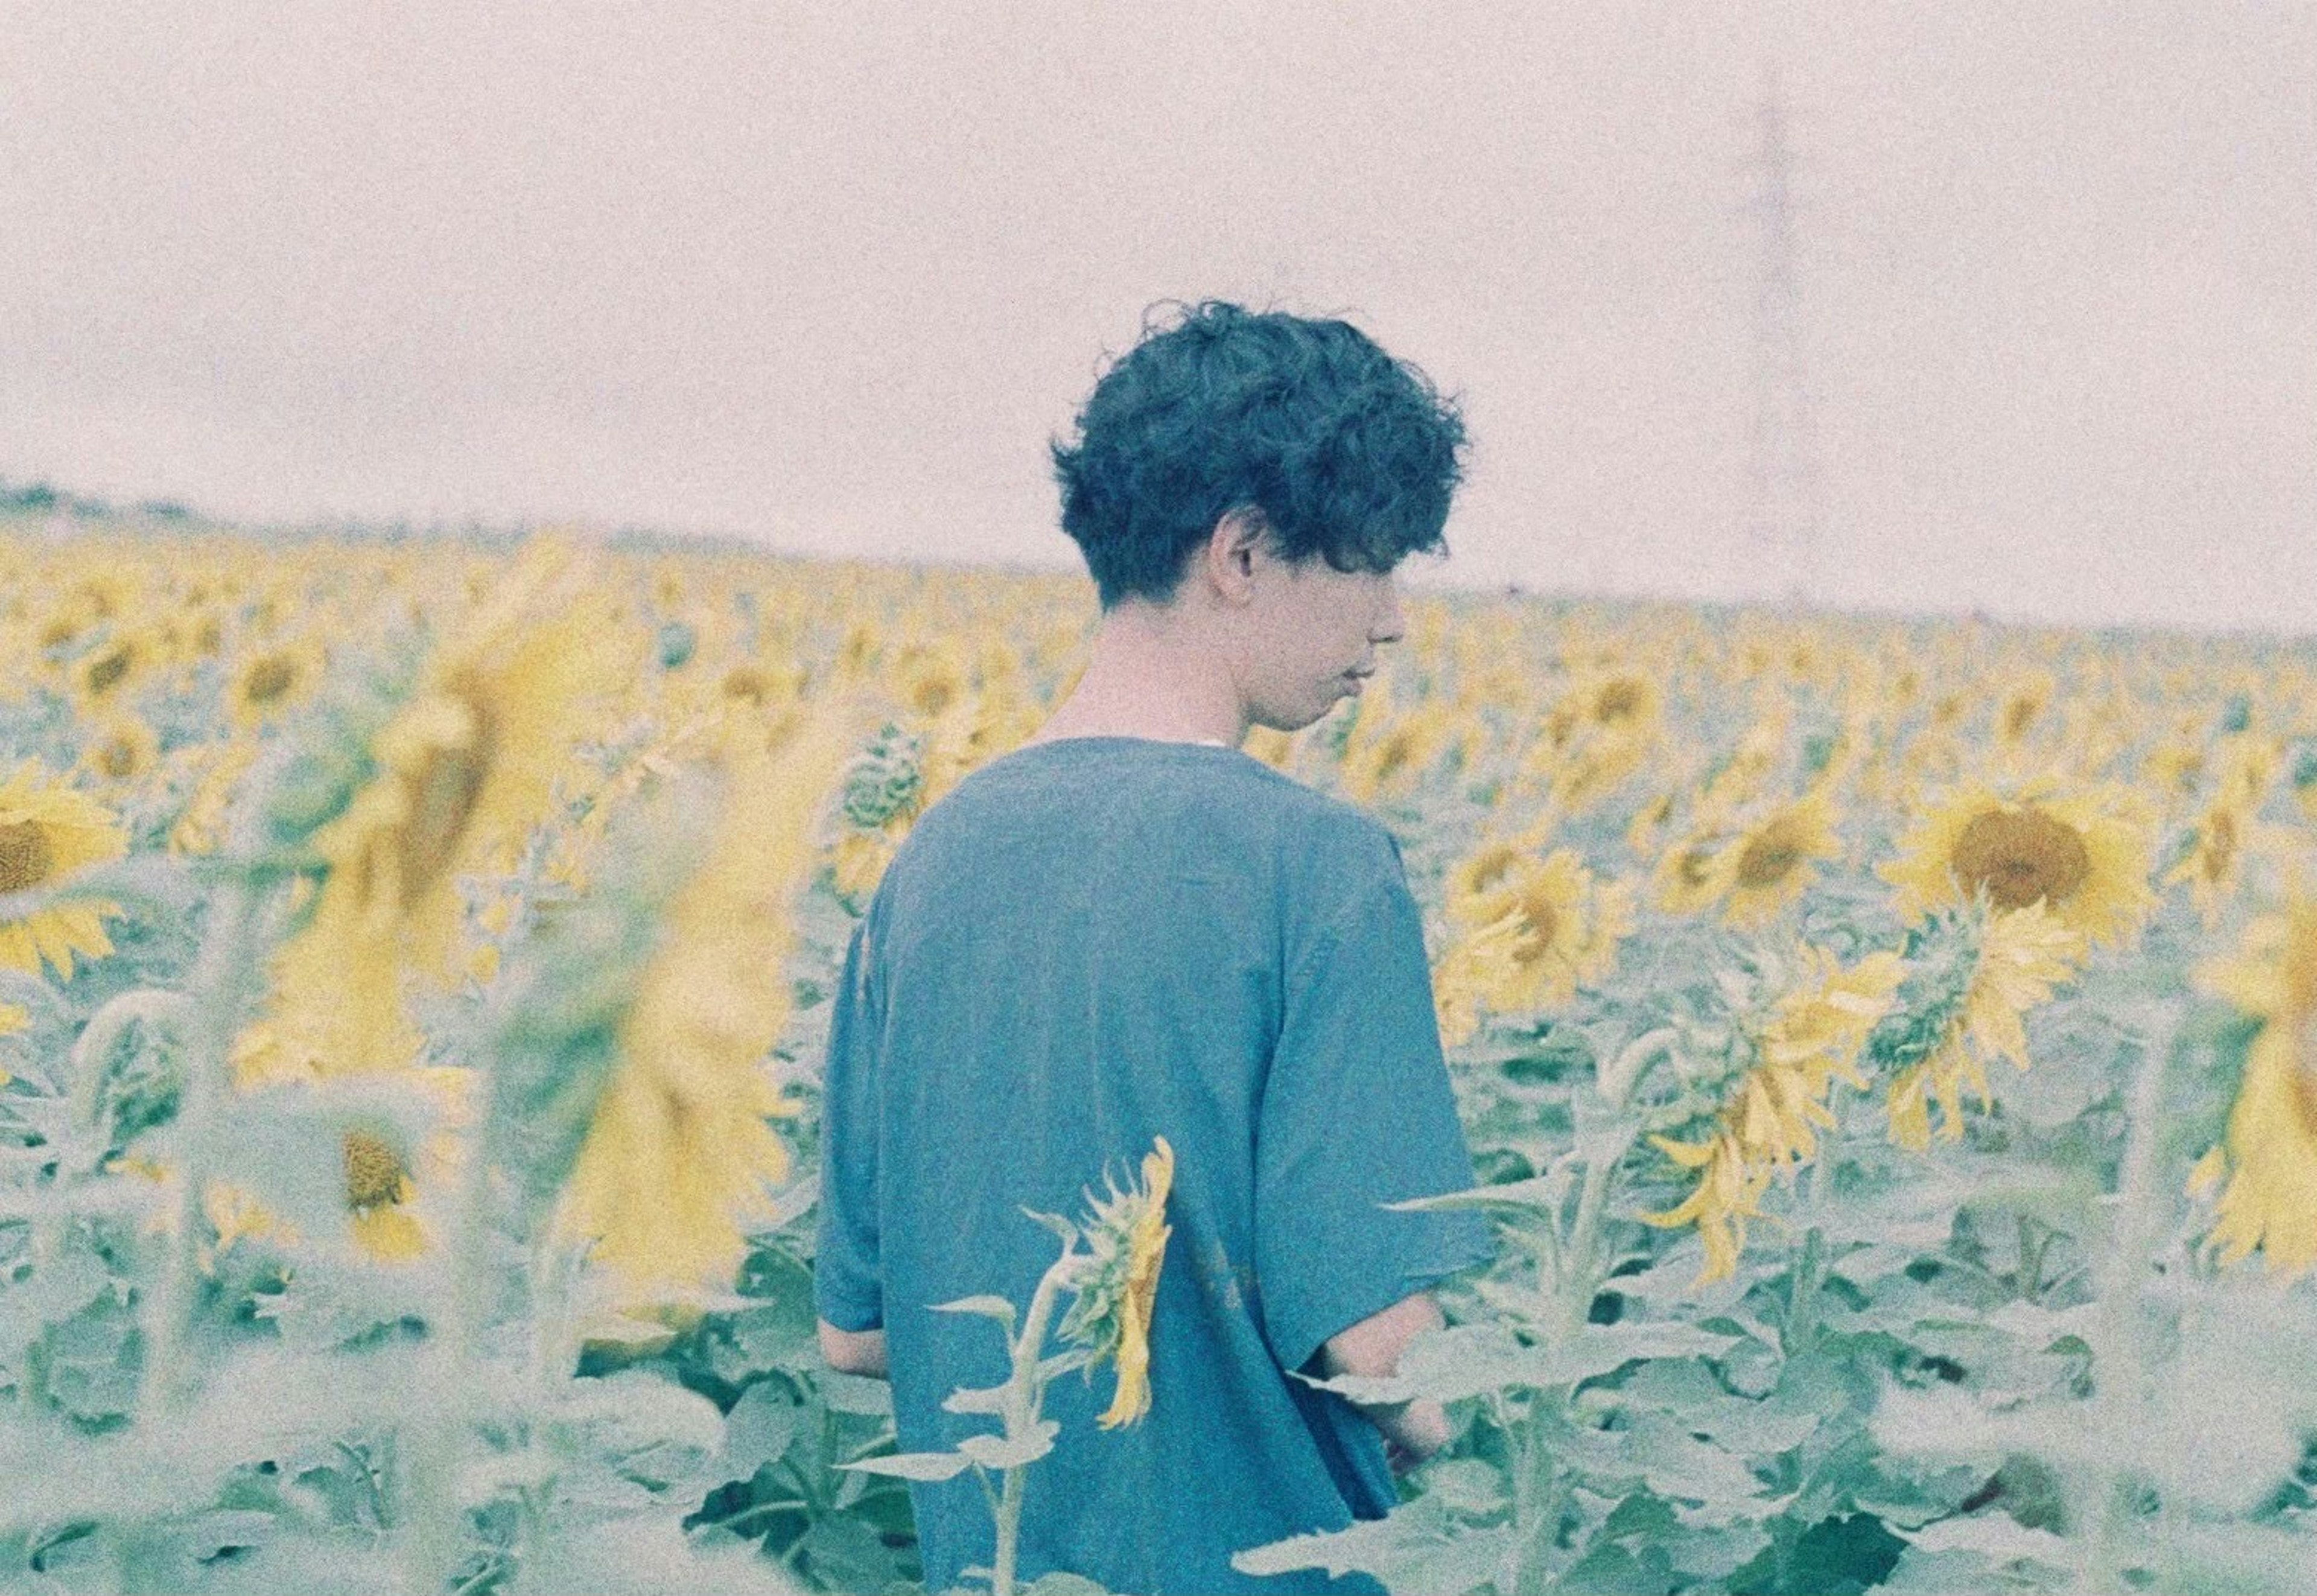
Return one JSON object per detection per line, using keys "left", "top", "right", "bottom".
{"left": 1642, "top": 946, "right": 1906, "bottom": 1282}
{"left": 1884, "top": 900, "right": 2085, "bottom": 1151}
{"left": 1441, "top": 811, "right": 1557, "bottom": 928}
{"left": 1650, "top": 813, "right": 1743, "bottom": 919}
{"left": 1335, "top": 687, "right": 1457, "bottom": 809}
{"left": 227, "top": 638, "right": 326, "bottom": 733}
{"left": 1716, "top": 787, "right": 1845, "bottom": 931}
{"left": 0, "top": 761, "right": 129, "bottom": 978}
{"left": 240, "top": 539, "right": 621, "bottom": 1084}
{"left": 71, "top": 628, "right": 155, "bottom": 710}
{"left": 1434, "top": 849, "right": 1635, "bottom": 1025}
{"left": 1636, "top": 1131, "right": 1767, "bottom": 1286}
{"left": 193, "top": 1064, "right": 472, "bottom": 1267}
{"left": 1876, "top": 775, "right": 2158, "bottom": 955}
{"left": 551, "top": 705, "right": 850, "bottom": 1293}
{"left": 1431, "top": 909, "right": 1532, "bottom": 1050}
{"left": 1055, "top": 1135, "right": 1176, "bottom": 1430}
{"left": 2187, "top": 894, "right": 2317, "bottom": 1274}
{"left": 2161, "top": 790, "right": 2291, "bottom": 931}
{"left": 78, "top": 713, "right": 161, "bottom": 789}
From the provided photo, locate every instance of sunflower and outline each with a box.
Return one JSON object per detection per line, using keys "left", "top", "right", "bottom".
{"left": 1438, "top": 849, "right": 1634, "bottom": 1022}
{"left": 1642, "top": 946, "right": 1906, "bottom": 1282}
{"left": 1339, "top": 700, "right": 1458, "bottom": 809}
{"left": 1884, "top": 900, "right": 2085, "bottom": 1151}
{"left": 0, "top": 761, "right": 129, "bottom": 978}
{"left": 2162, "top": 790, "right": 2291, "bottom": 930}
{"left": 79, "top": 713, "right": 161, "bottom": 788}
{"left": 1540, "top": 669, "right": 1661, "bottom": 751}
{"left": 1442, "top": 811, "right": 1557, "bottom": 928}
{"left": 1716, "top": 787, "right": 1845, "bottom": 930}
{"left": 1991, "top": 670, "right": 2058, "bottom": 754}
{"left": 189, "top": 1064, "right": 471, "bottom": 1267}
{"left": 551, "top": 706, "right": 849, "bottom": 1293}
{"left": 1431, "top": 909, "right": 1533, "bottom": 1050}
{"left": 227, "top": 638, "right": 326, "bottom": 733}
{"left": 2187, "top": 894, "right": 2317, "bottom": 1274}
{"left": 885, "top": 638, "right": 971, "bottom": 722}
{"left": 1876, "top": 775, "right": 2158, "bottom": 955}
{"left": 1055, "top": 1135, "right": 1175, "bottom": 1429}
{"left": 240, "top": 539, "right": 620, "bottom": 1083}
{"left": 1636, "top": 1131, "right": 1767, "bottom": 1286}
{"left": 1650, "top": 813, "right": 1743, "bottom": 919}
{"left": 71, "top": 629, "right": 154, "bottom": 709}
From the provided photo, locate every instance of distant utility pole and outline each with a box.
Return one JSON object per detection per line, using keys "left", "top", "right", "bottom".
{"left": 1740, "top": 63, "right": 1823, "bottom": 609}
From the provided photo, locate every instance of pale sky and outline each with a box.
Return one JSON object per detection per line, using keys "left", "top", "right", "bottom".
{"left": 2, "top": 2, "right": 2310, "bottom": 633}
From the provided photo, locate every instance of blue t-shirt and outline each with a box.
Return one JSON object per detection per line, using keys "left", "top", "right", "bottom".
{"left": 812, "top": 735, "right": 1497, "bottom": 1596}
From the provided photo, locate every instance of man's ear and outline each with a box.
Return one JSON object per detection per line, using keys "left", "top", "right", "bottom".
{"left": 1206, "top": 508, "right": 1266, "bottom": 603}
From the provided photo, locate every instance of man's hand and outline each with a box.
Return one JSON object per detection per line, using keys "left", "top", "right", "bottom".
{"left": 1382, "top": 1402, "right": 1451, "bottom": 1476}
{"left": 1318, "top": 1292, "right": 1451, "bottom": 1473}
{"left": 818, "top": 1318, "right": 889, "bottom": 1379}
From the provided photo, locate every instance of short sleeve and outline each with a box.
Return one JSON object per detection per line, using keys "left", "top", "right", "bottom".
{"left": 1253, "top": 844, "right": 1498, "bottom": 1379}
{"left": 812, "top": 909, "right": 885, "bottom": 1332}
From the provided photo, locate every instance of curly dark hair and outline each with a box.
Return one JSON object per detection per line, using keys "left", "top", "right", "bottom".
{"left": 1049, "top": 300, "right": 1470, "bottom": 610}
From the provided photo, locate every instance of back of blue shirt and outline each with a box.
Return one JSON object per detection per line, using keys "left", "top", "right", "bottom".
{"left": 813, "top": 735, "right": 1496, "bottom": 1596}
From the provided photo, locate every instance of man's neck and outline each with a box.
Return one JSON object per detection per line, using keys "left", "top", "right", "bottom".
{"left": 1028, "top": 612, "right": 1246, "bottom": 748}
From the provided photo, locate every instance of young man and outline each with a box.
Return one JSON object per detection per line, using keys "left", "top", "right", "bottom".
{"left": 813, "top": 301, "right": 1495, "bottom": 1595}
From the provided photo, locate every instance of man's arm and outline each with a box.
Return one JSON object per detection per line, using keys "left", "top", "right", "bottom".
{"left": 818, "top": 1318, "right": 889, "bottom": 1379}
{"left": 1318, "top": 1290, "right": 1450, "bottom": 1474}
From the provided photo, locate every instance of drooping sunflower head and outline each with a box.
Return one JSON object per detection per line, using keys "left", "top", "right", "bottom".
{"left": 1056, "top": 1136, "right": 1176, "bottom": 1429}
{"left": 1877, "top": 777, "right": 2156, "bottom": 954}
{"left": 550, "top": 706, "right": 852, "bottom": 1294}
{"left": 0, "top": 761, "right": 130, "bottom": 979}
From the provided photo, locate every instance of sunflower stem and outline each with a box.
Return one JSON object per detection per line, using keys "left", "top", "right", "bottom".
{"left": 1505, "top": 1133, "right": 1623, "bottom": 1596}
{"left": 990, "top": 1245, "right": 1076, "bottom": 1596}
{"left": 404, "top": 1048, "right": 510, "bottom": 1595}
{"left": 139, "top": 878, "right": 262, "bottom": 1422}
{"left": 2076, "top": 1000, "right": 2178, "bottom": 1593}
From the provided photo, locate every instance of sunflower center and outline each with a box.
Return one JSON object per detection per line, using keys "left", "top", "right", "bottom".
{"left": 343, "top": 1131, "right": 408, "bottom": 1211}
{"left": 1467, "top": 845, "right": 1519, "bottom": 897}
{"left": 1676, "top": 847, "right": 1717, "bottom": 889}
{"left": 97, "top": 736, "right": 141, "bottom": 780}
{"left": 722, "top": 666, "right": 772, "bottom": 704}
{"left": 2202, "top": 809, "right": 2239, "bottom": 882}
{"left": 1952, "top": 806, "right": 2091, "bottom": 911}
{"left": 911, "top": 677, "right": 957, "bottom": 717}
{"left": 1734, "top": 827, "right": 1805, "bottom": 890}
{"left": 85, "top": 644, "right": 135, "bottom": 696}
{"left": 1510, "top": 898, "right": 1562, "bottom": 966}
{"left": 0, "top": 821, "right": 54, "bottom": 893}
{"left": 1374, "top": 730, "right": 1416, "bottom": 784}
{"left": 1594, "top": 679, "right": 1644, "bottom": 725}
{"left": 399, "top": 690, "right": 499, "bottom": 900}
{"left": 243, "top": 655, "right": 297, "bottom": 704}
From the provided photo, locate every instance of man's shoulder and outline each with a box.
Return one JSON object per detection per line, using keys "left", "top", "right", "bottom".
{"left": 888, "top": 743, "right": 1400, "bottom": 896}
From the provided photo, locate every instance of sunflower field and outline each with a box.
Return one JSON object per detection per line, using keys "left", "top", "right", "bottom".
{"left": 7, "top": 512, "right": 2317, "bottom": 1595}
